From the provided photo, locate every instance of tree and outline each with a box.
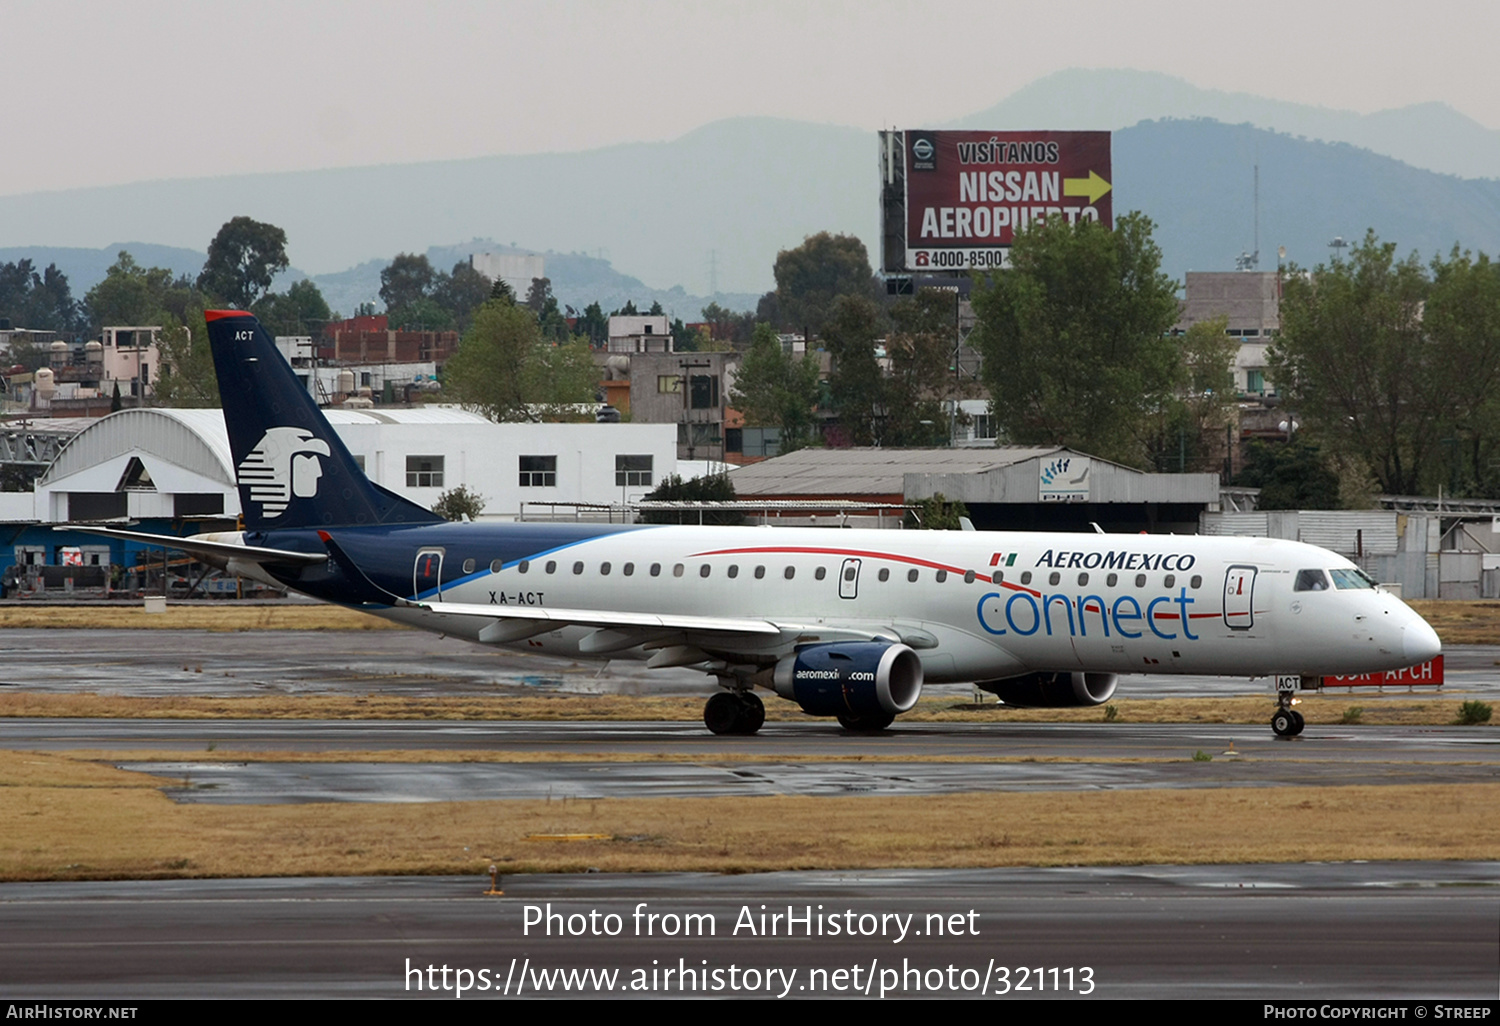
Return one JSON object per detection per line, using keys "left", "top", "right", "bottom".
{"left": 197, "top": 217, "right": 289, "bottom": 308}
{"left": 84, "top": 252, "right": 183, "bottom": 330}
{"left": 442, "top": 299, "right": 597, "bottom": 421}
{"left": 908, "top": 493, "right": 970, "bottom": 530}
{"left": 641, "top": 473, "right": 744, "bottom": 525}
{"left": 1143, "top": 316, "right": 1238, "bottom": 474}
{"left": 0, "top": 260, "right": 81, "bottom": 333}
{"left": 821, "top": 294, "right": 886, "bottom": 446}
{"left": 379, "top": 253, "right": 436, "bottom": 317}
{"left": 883, "top": 289, "right": 959, "bottom": 447}
{"left": 731, "top": 323, "right": 822, "bottom": 453}
{"left": 575, "top": 301, "right": 608, "bottom": 345}
{"left": 969, "top": 211, "right": 1182, "bottom": 467}
{"left": 432, "top": 485, "right": 487, "bottom": 521}
{"left": 1269, "top": 233, "right": 1439, "bottom": 496}
{"left": 1237, "top": 440, "right": 1341, "bottom": 509}
{"left": 251, "top": 279, "right": 332, "bottom": 338}
{"left": 771, "top": 232, "right": 882, "bottom": 337}
{"left": 434, "top": 262, "right": 492, "bottom": 333}
{"left": 525, "top": 277, "right": 554, "bottom": 316}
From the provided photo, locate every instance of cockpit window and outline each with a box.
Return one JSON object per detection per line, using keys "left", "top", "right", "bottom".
{"left": 1330, "top": 568, "right": 1377, "bottom": 590}
{"left": 1294, "top": 569, "right": 1330, "bottom": 592}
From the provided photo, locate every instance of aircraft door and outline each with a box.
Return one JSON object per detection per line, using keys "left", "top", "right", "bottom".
{"left": 1223, "top": 564, "right": 1257, "bottom": 630}
{"left": 839, "top": 558, "right": 861, "bottom": 599}
{"left": 414, "top": 548, "right": 445, "bottom": 601}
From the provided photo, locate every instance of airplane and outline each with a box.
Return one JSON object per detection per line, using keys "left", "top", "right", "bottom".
{"left": 73, "top": 310, "right": 1442, "bottom": 738}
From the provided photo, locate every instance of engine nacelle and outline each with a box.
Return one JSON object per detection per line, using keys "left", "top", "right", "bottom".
{"left": 977, "top": 671, "right": 1118, "bottom": 708}
{"left": 773, "top": 641, "right": 924, "bottom": 718}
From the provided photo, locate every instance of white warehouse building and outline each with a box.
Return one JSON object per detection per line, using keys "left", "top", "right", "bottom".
{"left": 29, "top": 406, "right": 677, "bottom": 525}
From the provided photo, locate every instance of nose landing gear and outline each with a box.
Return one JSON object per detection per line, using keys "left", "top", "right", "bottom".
{"left": 1271, "top": 675, "right": 1306, "bottom": 737}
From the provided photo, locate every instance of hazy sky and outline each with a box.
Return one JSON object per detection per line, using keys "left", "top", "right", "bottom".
{"left": 8, "top": 0, "right": 1498, "bottom": 198}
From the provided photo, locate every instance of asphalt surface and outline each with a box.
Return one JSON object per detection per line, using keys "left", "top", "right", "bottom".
{"left": 1, "top": 865, "right": 1496, "bottom": 999}
{"left": 2, "top": 628, "right": 1495, "bottom": 700}
{"left": 2, "top": 626, "right": 1497, "bottom": 1000}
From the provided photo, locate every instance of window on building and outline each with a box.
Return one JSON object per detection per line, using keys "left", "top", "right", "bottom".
{"left": 688, "top": 374, "right": 720, "bottom": 410}
{"left": 1246, "top": 369, "right": 1265, "bottom": 394}
{"left": 657, "top": 376, "right": 682, "bottom": 393}
{"left": 406, "top": 455, "right": 444, "bottom": 488}
{"left": 519, "top": 455, "right": 557, "bottom": 487}
{"left": 616, "top": 455, "right": 653, "bottom": 487}
{"left": 971, "top": 414, "right": 997, "bottom": 440}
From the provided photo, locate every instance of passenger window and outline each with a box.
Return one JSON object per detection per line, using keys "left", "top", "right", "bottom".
{"left": 815, "top": 567, "right": 827, "bottom": 581}
{"left": 673, "top": 564, "right": 685, "bottom": 577}
{"left": 463, "top": 558, "right": 476, "bottom": 574}
{"left": 755, "top": 566, "right": 766, "bottom": 579}
{"left": 964, "top": 570, "right": 976, "bottom": 584}
{"left": 650, "top": 563, "right": 661, "bottom": 577}
{"left": 600, "top": 562, "right": 611, "bottom": 575}
{"left": 727, "top": 565, "right": 739, "bottom": 579}
{"left": 1164, "top": 574, "right": 1175, "bottom": 588}
{"left": 1078, "top": 573, "right": 1088, "bottom": 586}
{"left": 1106, "top": 573, "right": 1117, "bottom": 587}
{"left": 623, "top": 563, "right": 634, "bottom": 576}
{"left": 908, "top": 569, "right": 919, "bottom": 583}
{"left": 490, "top": 559, "right": 503, "bottom": 573}
{"left": 518, "top": 560, "right": 530, "bottom": 574}
{"left": 1134, "top": 574, "right": 1146, "bottom": 588}
{"left": 936, "top": 570, "right": 948, "bottom": 583}
{"left": 878, "top": 568, "right": 890, "bottom": 582}
{"left": 1020, "top": 571, "right": 1032, "bottom": 585}
{"left": 1295, "top": 569, "right": 1330, "bottom": 592}
{"left": 699, "top": 564, "right": 711, "bottom": 578}
{"left": 545, "top": 560, "right": 557, "bottom": 574}
{"left": 844, "top": 567, "right": 857, "bottom": 581}
{"left": 1190, "top": 575, "right": 1201, "bottom": 589}
{"left": 784, "top": 566, "right": 796, "bottom": 580}
{"left": 1048, "top": 572, "right": 1060, "bottom": 586}
{"left": 573, "top": 561, "right": 584, "bottom": 575}
{"left": 994, "top": 571, "right": 1004, "bottom": 584}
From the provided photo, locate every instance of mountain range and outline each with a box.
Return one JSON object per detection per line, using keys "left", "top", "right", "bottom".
{"left": 2, "top": 69, "right": 1497, "bottom": 317}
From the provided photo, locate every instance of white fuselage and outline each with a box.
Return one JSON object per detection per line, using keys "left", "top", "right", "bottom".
{"left": 371, "top": 525, "right": 1439, "bottom": 683}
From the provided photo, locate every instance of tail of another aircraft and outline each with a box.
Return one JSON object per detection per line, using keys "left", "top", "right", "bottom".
{"left": 204, "top": 310, "right": 443, "bottom": 531}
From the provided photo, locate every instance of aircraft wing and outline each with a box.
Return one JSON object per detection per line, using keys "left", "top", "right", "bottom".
{"left": 54, "top": 525, "right": 328, "bottom": 566}
{"left": 397, "top": 598, "right": 782, "bottom": 636}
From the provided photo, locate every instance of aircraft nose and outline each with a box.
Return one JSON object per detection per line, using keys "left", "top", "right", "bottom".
{"left": 1402, "top": 616, "right": 1442, "bottom": 664}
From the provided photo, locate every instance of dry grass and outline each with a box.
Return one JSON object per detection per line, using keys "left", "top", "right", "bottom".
{"left": 0, "top": 604, "right": 400, "bottom": 632}
{"left": 0, "top": 690, "right": 1487, "bottom": 727}
{"left": 1407, "top": 600, "right": 1500, "bottom": 645}
{"left": 0, "top": 750, "right": 1494, "bottom": 881}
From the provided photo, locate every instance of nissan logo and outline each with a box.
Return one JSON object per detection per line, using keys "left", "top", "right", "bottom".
{"left": 912, "top": 138, "right": 934, "bottom": 161}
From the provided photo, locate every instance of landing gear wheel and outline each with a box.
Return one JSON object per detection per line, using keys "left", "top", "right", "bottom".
{"left": 738, "top": 692, "right": 765, "bottom": 734}
{"left": 704, "top": 692, "right": 742, "bottom": 735}
{"left": 837, "top": 710, "right": 895, "bottom": 733}
{"left": 704, "top": 691, "right": 765, "bottom": 736}
{"left": 1289, "top": 709, "right": 1306, "bottom": 736}
{"left": 1271, "top": 709, "right": 1296, "bottom": 737}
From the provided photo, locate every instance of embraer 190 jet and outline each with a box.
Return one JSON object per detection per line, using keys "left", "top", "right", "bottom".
{"left": 75, "top": 311, "right": 1441, "bottom": 737}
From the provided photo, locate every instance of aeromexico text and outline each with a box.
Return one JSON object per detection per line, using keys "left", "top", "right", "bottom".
{"left": 1033, "top": 549, "right": 1197, "bottom": 572}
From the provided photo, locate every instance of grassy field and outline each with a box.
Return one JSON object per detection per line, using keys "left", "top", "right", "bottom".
{"left": 1, "top": 749, "right": 1495, "bottom": 881}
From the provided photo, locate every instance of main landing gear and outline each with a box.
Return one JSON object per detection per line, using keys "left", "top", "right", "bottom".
{"left": 704, "top": 690, "right": 765, "bottom": 736}
{"left": 836, "top": 711, "right": 895, "bottom": 733}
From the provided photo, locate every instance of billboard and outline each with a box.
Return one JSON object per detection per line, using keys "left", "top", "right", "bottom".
{"left": 879, "top": 130, "right": 1112, "bottom": 274}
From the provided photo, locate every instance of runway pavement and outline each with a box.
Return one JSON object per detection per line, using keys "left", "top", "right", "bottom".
{"left": 2, "top": 628, "right": 1495, "bottom": 700}
{"left": 1, "top": 864, "right": 1496, "bottom": 999}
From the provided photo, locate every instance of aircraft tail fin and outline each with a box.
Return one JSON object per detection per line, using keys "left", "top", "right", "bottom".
{"left": 204, "top": 311, "right": 444, "bottom": 530}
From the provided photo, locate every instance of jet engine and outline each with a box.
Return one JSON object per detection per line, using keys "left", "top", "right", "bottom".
{"left": 773, "top": 641, "right": 924, "bottom": 718}
{"left": 977, "top": 671, "right": 1118, "bottom": 707}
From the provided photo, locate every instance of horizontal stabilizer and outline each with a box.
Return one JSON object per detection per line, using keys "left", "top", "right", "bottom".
{"left": 55, "top": 525, "right": 327, "bottom": 566}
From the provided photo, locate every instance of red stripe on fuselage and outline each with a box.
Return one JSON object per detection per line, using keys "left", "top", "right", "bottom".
{"left": 687, "top": 544, "right": 1046, "bottom": 597}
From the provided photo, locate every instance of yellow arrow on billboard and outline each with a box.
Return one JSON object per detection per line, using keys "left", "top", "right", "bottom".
{"left": 1063, "top": 170, "right": 1112, "bottom": 204}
